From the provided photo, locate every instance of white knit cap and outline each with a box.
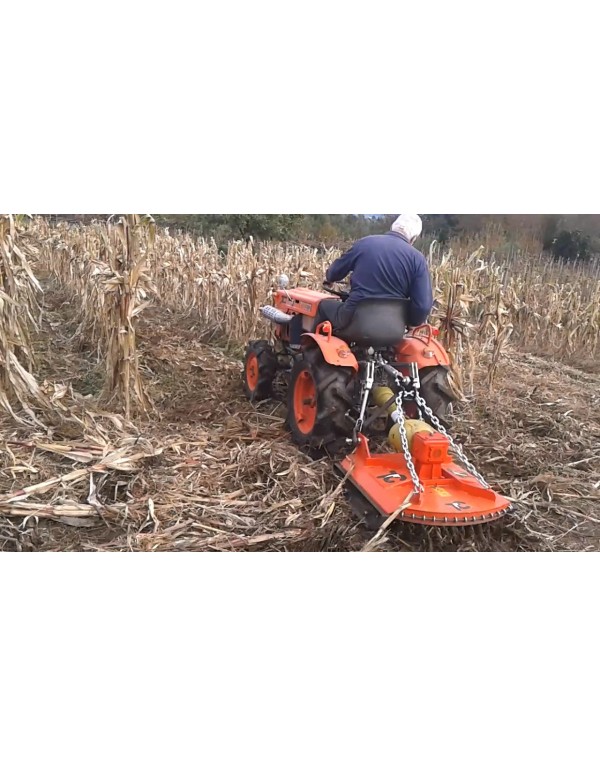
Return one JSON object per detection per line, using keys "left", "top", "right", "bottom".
{"left": 391, "top": 213, "right": 423, "bottom": 242}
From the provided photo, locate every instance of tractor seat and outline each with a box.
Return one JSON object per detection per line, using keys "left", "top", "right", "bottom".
{"left": 336, "top": 299, "right": 410, "bottom": 348}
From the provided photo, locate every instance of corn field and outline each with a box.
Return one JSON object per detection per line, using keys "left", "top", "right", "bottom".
{"left": 30, "top": 216, "right": 600, "bottom": 403}
{"left": 1, "top": 215, "right": 599, "bottom": 553}
{"left": 1, "top": 210, "right": 600, "bottom": 418}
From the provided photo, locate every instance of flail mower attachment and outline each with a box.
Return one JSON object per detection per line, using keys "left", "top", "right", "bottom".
{"left": 338, "top": 432, "right": 512, "bottom": 527}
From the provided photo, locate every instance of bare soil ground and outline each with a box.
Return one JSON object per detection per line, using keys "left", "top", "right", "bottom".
{"left": 1, "top": 283, "right": 599, "bottom": 552}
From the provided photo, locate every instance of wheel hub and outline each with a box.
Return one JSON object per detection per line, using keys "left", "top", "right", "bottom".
{"left": 293, "top": 370, "right": 317, "bottom": 434}
{"left": 246, "top": 353, "right": 259, "bottom": 391}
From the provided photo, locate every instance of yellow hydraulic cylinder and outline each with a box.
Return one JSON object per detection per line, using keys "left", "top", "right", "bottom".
{"left": 372, "top": 386, "right": 397, "bottom": 415}
{"left": 372, "top": 386, "right": 436, "bottom": 452}
{"left": 388, "top": 419, "right": 436, "bottom": 452}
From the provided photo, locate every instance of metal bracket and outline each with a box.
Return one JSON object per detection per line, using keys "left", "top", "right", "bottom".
{"left": 352, "top": 360, "right": 375, "bottom": 440}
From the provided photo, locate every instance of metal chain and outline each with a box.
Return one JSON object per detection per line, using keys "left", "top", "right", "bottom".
{"left": 382, "top": 358, "right": 490, "bottom": 489}
{"left": 394, "top": 390, "right": 424, "bottom": 494}
{"left": 348, "top": 357, "right": 515, "bottom": 521}
{"left": 414, "top": 391, "right": 490, "bottom": 488}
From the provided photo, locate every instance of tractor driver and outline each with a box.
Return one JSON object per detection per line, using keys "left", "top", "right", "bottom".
{"left": 314, "top": 213, "right": 434, "bottom": 337}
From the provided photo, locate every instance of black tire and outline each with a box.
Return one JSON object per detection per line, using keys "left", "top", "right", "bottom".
{"left": 242, "top": 340, "right": 278, "bottom": 402}
{"left": 419, "top": 366, "right": 456, "bottom": 428}
{"left": 286, "top": 346, "right": 355, "bottom": 451}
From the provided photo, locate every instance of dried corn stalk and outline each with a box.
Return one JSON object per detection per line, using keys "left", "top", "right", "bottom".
{"left": 102, "top": 214, "right": 156, "bottom": 418}
{"left": 0, "top": 215, "right": 50, "bottom": 422}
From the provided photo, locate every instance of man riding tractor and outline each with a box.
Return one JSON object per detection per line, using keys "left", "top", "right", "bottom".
{"left": 274, "top": 213, "right": 454, "bottom": 439}
{"left": 321, "top": 212, "right": 432, "bottom": 334}
{"left": 290, "top": 213, "right": 433, "bottom": 346}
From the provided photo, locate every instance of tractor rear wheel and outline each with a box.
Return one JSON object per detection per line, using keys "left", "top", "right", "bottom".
{"left": 287, "top": 347, "right": 355, "bottom": 452}
{"left": 419, "top": 366, "right": 456, "bottom": 428}
{"left": 243, "top": 340, "right": 277, "bottom": 402}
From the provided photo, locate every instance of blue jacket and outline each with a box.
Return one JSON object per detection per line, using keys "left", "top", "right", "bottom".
{"left": 325, "top": 231, "right": 434, "bottom": 326}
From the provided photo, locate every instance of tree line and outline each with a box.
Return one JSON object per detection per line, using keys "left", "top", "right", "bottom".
{"left": 153, "top": 214, "right": 600, "bottom": 263}
{"left": 47, "top": 214, "right": 600, "bottom": 263}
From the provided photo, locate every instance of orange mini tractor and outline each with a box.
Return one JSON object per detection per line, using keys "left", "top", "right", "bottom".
{"left": 242, "top": 276, "right": 512, "bottom": 528}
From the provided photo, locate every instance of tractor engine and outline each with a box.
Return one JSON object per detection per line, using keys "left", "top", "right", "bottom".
{"left": 270, "top": 286, "right": 333, "bottom": 343}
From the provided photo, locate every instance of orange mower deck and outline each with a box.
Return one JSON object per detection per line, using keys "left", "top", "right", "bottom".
{"left": 338, "top": 433, "right": 511, "bottom": 527}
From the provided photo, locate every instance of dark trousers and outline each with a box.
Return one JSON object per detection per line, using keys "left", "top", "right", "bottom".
{"left": 290, "top": 299, "right": 354, "bottom": 344}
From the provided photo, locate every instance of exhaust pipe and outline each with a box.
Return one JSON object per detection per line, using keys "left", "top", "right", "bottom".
{"left": 261, "top": 305, "right": 293, "bottom": 324}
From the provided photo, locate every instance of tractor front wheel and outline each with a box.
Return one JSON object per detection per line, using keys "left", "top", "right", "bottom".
{"left": 243, "top": 340, "right": 277, "bottom": 402}
{"left": 287, "top": 347, "right": 355, "bottom": 452}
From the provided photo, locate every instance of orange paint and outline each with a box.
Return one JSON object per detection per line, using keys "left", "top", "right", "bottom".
{"left": 395, "top": 325, "right": 451, "bottom": 370}
{"left": 245, "top": 353, "right": 259, "bottom": 391}
{"left": 293, "top": 369, "right": 317, "bottom": 434}
{"left": 301, "top": 327, "right": 359, "bottom": 371}
{"left": 274, "top": 287, "right": 336, "bottom": 319}
{"left": 338, "top": 434, "right": 511, "bottom": 526}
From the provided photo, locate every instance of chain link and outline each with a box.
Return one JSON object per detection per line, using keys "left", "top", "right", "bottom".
{"left": 394, "top": 391, "right": 424, "bottom": 494}
{"left": 414, "top": 391, "right": 490, "bottom": 488}
{"left": 383, "top": 360, "right": 491, "bottom": 489}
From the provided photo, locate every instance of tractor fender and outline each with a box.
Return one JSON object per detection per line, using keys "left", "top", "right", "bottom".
{"left": 301, "top": 323, "right": 359, "bottom": 371}
{"left": 395, "top": 324, "right": 451, "bottom": 370}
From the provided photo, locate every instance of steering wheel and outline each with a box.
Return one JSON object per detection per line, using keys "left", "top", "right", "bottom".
{"left": 322, "top": 282, "right": 350, "bottom": 300}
